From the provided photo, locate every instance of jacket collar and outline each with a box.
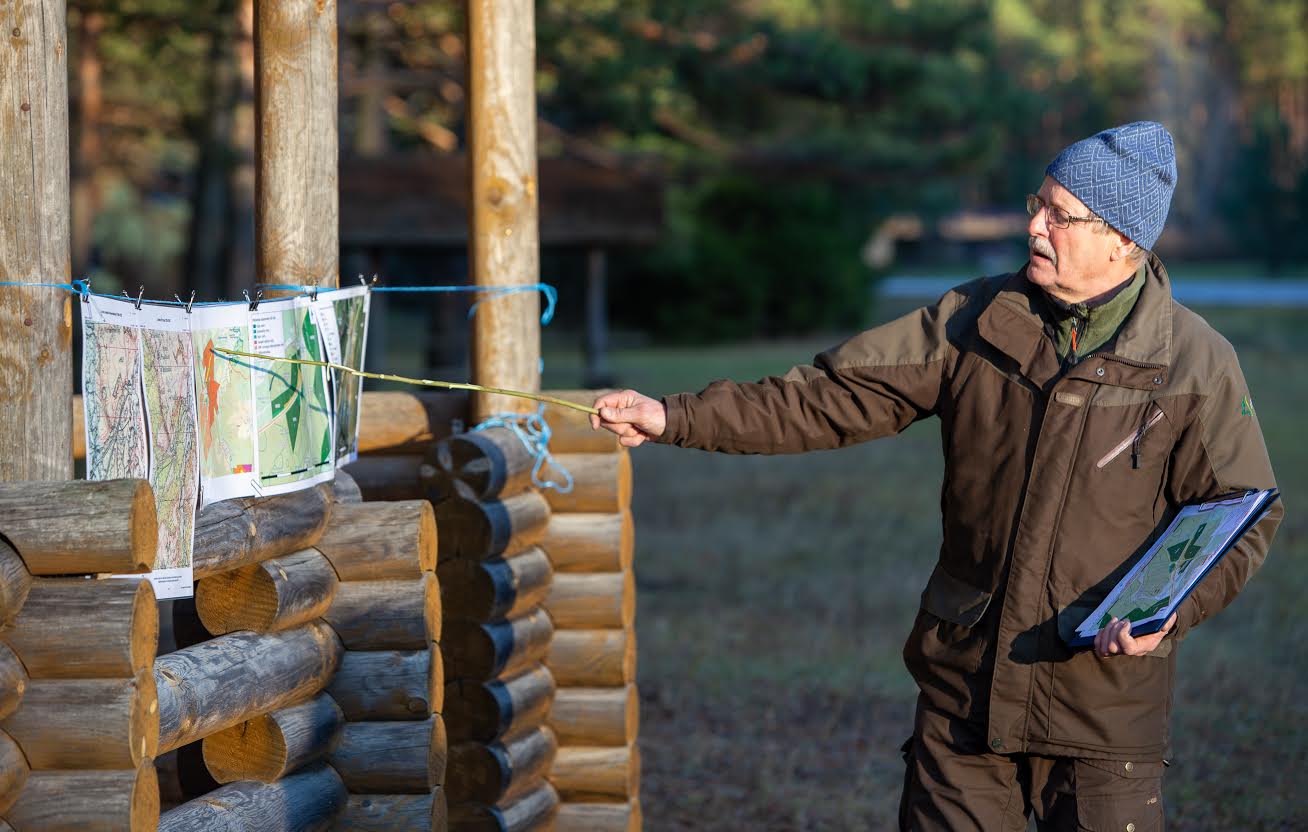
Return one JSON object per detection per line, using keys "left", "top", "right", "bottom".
{"left": 977, "top": 253, "right": 1173, "bottom": 390}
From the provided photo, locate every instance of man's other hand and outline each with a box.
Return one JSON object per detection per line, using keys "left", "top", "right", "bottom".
{"left": 1093, "top": 613, "right": 1177, "bottom": 658}
{"left": 590, "top": 390, "right": 666, "bottom": 448}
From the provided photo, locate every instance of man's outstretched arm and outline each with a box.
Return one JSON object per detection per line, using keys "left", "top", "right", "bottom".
{"left": 591, "top": 289, "right": 969, "bottom": 455}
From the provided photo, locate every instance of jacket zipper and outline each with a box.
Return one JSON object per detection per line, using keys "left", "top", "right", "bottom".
{"left": 1096, "top": 405, "right": 1165, "bottom": 469}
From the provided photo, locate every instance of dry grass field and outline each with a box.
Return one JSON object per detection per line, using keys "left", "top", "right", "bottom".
{"left": 546, "top": 302, "right": 1308, "bottom": 830}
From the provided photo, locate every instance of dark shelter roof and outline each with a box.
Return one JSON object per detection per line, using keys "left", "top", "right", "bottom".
{"left": 340, "top": 155, "right": 663, "bottom": 249}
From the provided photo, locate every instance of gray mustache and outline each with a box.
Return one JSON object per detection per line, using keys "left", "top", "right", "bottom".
{"left": 1029, "top": 236, "right": 1058, "bottom": 265}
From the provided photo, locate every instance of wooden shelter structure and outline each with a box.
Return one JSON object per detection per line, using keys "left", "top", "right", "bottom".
{"left": 0, "top": 1, "right": 641, "bottom": 829}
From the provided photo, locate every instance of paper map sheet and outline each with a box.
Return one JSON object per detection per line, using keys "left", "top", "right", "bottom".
{"left": 1077, "top": 490, "right": 1273, "bottom": 638}
{"left": 250, "top": 299, "right": 334, "bottom": 494}
{"left": 314, "top": 286, "right": 370, "bottom": 465}
{"left": 139, "top": 305, "right": 199, "bottom": 599}
{"left": 191, "top": 303, "right": 257, "bottom": 506}
{"left": 81, "top": 296, "right": 149, "bottom": 480}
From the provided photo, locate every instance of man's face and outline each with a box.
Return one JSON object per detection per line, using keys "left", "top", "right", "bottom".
{"left": 1026, "top": 176, "right": 1123, "bottom": 302}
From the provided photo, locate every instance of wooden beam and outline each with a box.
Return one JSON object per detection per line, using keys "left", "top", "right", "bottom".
{"left": 427, "top": 428, "right": 534, "bottom": 502}
{"left": 549, "top": 744, "right": 639, "bottom": 802}
{"left": 341, "top": 454, "right": 428, "bottom": 502}
{"left": 0, "top": 479, "right": 155, "bottom": 575}
{"left": 439, "top": 547, "right": 553, "bottom": 623}
{"left": 445, "top": 663, "right": 555, "bottom": 744}
{"left": 435, "top": 489, "right": 549, "bottom": 562}
{"left": 336, "top": 791, "right": 448, "bottom": 831}
{"left": 192, "top": 482, "right": 333, "bottom": 578}
{"left": 0, "top": 0, "right": 74, "bottom": 482}
{"left": 356, "top": 391, "right": 468, "bottom": 454}
{"left": 326, "top": 648, "right": 436, "bottom": 721}
{"left": 548, "top": 685, "right": 638, "bottom": 748}
{"left": 555, "top": 801, "right": 639, "bottom": 832}
{"left": 2, "top": 577, "right": 157, "bottom": 678}
{"left": 323, "top": 573, "right": 440, "bottom": 650}
{"left": 1, "top": 671, "right": 158, "bottom": 769}
{"left": 254, "top": 0, "right": 339, "bottom": 288}
{"left": 447, "top": 781, "right": 560, "bottom": 832}
{"left": 466, "top": 0, "right": 541, "bottom": 419}
{"left": 0, "top": 729, "right": 29, "bottom": 815}
{"left": 540, "top": 511, "right": 633, "bottom": 574}
{"left": 447, "top": 725, "right": 557, "bottom": 805}
{"left": 442, "top": 608, "right": 553, "bottom": 682}
{"left": 315, "top": 500, "right": 437, "bottom": 580}
{"left": 154, "top": 621, "right": 343, "bottom": 753}
{"left": 158, "top": 763, "right": 346, "bottom": 832}
{"left": 541, "top": 451, "right": 631, "bottom": 514}
{"left": 0, "top": 537, "right": 32, "bottom": 627}
{"left": 546, "top": 629, "right": 635, "bottom": 687}
{"left": 328, "top": 716, "right": 447, "bottom": 794}
{"left": 543, "top": 571, "right": 633, "bottom": 630}
{"left": 6, "top": 764, "right": 159, "bottom": 832}
{"left": 196, "top": 547, "right": 339, "bottom": 634}
{"left": 202, "top": 693, "right": 344, "bottom": 783}
{"left": 0, "top": 644, "right": 26, "bottom": 722}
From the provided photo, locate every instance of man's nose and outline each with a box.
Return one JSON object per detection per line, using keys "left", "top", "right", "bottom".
{"left": 1028, "top": 206, "right": 1049, "bottom": 237}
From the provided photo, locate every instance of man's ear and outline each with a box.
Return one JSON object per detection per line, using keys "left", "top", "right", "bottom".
{"left": 1109, "top": 231, "right": 1137, "bottom": 262}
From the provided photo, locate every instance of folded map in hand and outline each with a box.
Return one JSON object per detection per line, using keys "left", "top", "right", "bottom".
{"left": 1069, "top": 488, "right": 1279, "bottom": 647}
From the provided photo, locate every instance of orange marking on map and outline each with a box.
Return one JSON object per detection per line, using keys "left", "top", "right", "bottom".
{"left": 201, "top": 339, "right": 220, "bottom": 455}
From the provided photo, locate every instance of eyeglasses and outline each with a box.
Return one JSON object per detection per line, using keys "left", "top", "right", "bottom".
{"left": 1026, "top": 194, "right": 1103, "bottom": 230}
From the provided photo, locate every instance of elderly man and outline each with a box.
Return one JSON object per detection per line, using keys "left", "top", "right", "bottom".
{"left": 592, "top": 122, "right": 1281, "bottom": 830}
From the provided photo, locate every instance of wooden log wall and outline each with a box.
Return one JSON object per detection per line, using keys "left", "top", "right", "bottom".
{"left": 430, "top": 427, "right": 561, "bottom": 832}
{"left": 537, "top": 393, "right": 641, "bottom": 831}
{"left": 0, "top": 479, "right": 161, "bottom": 830}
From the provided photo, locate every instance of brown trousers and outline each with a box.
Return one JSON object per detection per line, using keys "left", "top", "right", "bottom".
{"left": 899, "top": 699, "right": 1165, "bottom": 831}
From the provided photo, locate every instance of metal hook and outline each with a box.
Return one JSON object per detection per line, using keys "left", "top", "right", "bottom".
{"left": 175, "top": 290, "right": 197, "bottom": 314}
{"left": 309, "top": 285, "right": 319, "bottom": 302}
{"left": 244, "top": 289, "right": 262, "bottom": 311}
{"left": 78, "top": 279, "right": 91, "bottom": 302}
{"left": 134, "top": 286, "right": 145, "bottom": 309}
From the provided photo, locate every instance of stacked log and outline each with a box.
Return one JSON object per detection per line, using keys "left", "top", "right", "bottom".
{"left": 537, "top": 392, "right": 641, "bottom": 831}
{"left": 430, "top": 429, "right": 562, "bottom": 832}
{"left": 0, "top": 479, "right": 161, "bottom": 830}
{"left": 315, "top": 499, "right": 447, "bottom": 831}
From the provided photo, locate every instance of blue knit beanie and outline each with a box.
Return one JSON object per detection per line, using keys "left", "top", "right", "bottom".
{"left": 1044, "top": 121, "right": 1177, "bottom": 250}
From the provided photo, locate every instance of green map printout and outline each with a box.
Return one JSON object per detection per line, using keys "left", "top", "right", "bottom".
{"left": 1074, "top": 489, "right": 1277, "bottom": 643}
{"left": 250, "top": 300, "right": 334, "bottom": 493}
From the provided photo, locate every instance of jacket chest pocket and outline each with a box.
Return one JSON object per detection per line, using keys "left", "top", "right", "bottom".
{"left": 1089, "top": 401, "right": 1173, "bottom": 474}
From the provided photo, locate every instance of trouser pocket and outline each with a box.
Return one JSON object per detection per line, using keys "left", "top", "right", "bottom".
{"left": 1072, "top": 758, "right": 1165, "bottom": 832}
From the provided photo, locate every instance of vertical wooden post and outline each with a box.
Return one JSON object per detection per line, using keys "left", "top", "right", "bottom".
{"left": 467, "top": 0, "right": 542, "bottom": 420}
{"left": 0, "top": 0, "right": 74, "bottom": 482}
{"left": 254, "top": 0, "right": 339, "bottom": 290}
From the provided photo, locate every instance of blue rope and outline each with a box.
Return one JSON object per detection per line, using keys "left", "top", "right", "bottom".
{"left": 2, "top": 279, "right": 557, "bottom": 322}
{"left": 472, "top": 405, "right": 574, "bottom": 494}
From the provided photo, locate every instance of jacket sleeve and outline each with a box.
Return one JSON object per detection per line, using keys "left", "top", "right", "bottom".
{"left": 1166, "top": 353, "right": 1282, "bottom": 639}
{"left": 655, "top": 292, "right": 963, "bottom": 455}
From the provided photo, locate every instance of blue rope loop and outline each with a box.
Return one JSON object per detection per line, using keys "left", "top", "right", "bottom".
{"left": 472, "top": 405, "right": 574, "bottom": 494}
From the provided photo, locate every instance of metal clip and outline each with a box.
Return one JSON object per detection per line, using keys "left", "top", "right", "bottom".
{"left": 244, "top": 289, "right": 262, "bottom": 311}
{"left": 175, "top": 290, "right": 196, "bottom": 314}
{"left": 134, "top": 286, "right": 145, "bottom": 309}
{"left": 309, "top": 285, "right": 319, "bottom": 302}
{"left": 78, "top": 279, "right": 91, "bottom": 302}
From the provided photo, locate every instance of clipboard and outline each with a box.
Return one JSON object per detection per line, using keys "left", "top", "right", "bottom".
{"left": 1067, "top": 488, "right": 1279, "bottom": 647}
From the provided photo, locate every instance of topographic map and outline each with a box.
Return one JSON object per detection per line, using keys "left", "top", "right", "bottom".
{"left": 82, "top": 297, "right": 149, "bottom": 480}
{"left": 139, "top": 306, "right": 200, "bottom": 587}
{"left": 1077, "top": 490, "right": 1274, "bottom": 640}
{"left": 191, "top": 304, "right": 257, "bottom": 505}
{"left": 251, "top": 300, "right": 334, "bottom": 493}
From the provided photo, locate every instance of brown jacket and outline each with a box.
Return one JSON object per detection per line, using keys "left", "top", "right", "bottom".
{"left": 657, "top": 255, "right": 1281, "bottom": 760}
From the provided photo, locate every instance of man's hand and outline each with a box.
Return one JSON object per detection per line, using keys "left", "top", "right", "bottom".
{"left": 590, "top": 390, "right": 666, "bottom": 448}
{"left": 1093, "top": 613, "right": 1177, "bottom": 658}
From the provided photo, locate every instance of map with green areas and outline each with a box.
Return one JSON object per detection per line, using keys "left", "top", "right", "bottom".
{"left": 1096, "top": 515, "right": 1214, "bottom": 629}
{"left": 251, "top": 304, "right": 333, "bottom": 490}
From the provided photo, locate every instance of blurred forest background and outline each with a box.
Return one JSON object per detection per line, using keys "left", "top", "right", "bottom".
{"left": 69, "top": 0, "right": 1308, "bottom": 347}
